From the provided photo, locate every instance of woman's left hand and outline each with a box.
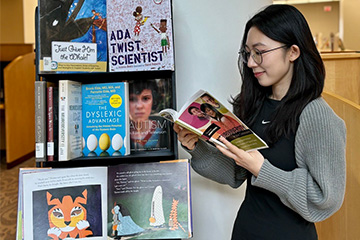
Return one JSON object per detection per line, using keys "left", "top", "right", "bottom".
{"left": 216, "top": 136, "right": 265, "bottom": 177}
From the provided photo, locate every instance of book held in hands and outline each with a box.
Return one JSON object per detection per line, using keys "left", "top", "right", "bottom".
{"left": 160, "top": 90, "right": 268, "bottom": 151}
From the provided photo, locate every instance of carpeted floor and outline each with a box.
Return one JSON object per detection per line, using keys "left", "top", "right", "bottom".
{"left": 0, "top": 155, "right": 36, "bottom": 239}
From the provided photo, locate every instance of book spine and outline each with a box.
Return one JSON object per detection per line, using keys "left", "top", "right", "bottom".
{"left": 53, "top": 87, "right": 59, "bottom": 161}
{"left": 58, "top": 80, "right": 82, "bottom": 161}
{"left": 35, "top": 81, "right": 47, "bottom": 162}
{"left": 124, "top": 82, "right": 130, "bottom": 155}
{"left": 58, "top": 81, "right": 68, "bottom": 161}
{"left": 47, "top": 86, "right": 54, "bottom": 161}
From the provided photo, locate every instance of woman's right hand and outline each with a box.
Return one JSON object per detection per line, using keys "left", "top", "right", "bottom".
{"left": 173, "top": 123, "right": 199, "bottom": 150}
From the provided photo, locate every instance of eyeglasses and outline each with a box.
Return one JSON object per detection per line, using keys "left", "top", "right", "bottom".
{"left": 239, "top": 45, "right": 287, "bottom": 65}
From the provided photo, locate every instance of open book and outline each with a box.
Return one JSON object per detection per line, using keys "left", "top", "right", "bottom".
{"left": 160, "top": 90, "right": 268, "bottom": 151}
{"left": 17, "top": 160, "right": 192, "bottom": 240}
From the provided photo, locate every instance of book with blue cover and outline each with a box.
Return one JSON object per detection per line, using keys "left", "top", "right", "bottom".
{"left": 38, "top": 0, "right": 108, "bottom": 73}
{"left": 82, "top": 82, "right": 130, "bottom": 157}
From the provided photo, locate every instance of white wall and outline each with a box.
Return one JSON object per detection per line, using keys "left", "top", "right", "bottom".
{"left": 172, "top": 0, "right": 271, "bottom": 239}
{"left": 341, "top": 0, "right": 360, "bottom": 50}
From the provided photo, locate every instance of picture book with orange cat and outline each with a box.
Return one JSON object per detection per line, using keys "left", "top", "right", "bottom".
{"left": 17, "top": 160, "right": 192, "bottom": 240}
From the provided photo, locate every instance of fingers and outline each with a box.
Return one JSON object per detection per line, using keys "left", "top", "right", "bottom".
{"left": 173, "top": 123, "right": 199, "bottom": 150}
{"left": 217, "top": 137, "right": 264, "bottom": 176}
{"left": 218, "top": 136, "right": 245, "bottom": 155}
{"left": 181, "top": 134, "right": 199, "bottom": 150}
{"left": 216, "top": 144, "right": 238, "bottom": 160}
{"left": 173, "top": 123, "right": 182, "bottom": 133}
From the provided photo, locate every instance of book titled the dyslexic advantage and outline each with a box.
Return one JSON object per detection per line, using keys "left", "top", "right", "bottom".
{"left": 38, "top": 0, "right": 107, "bottom": 73}
{"left": 82, "top": 82, "right": 130, "bottom": 157}
{"left": 17, "top": 160, "right": 192, "bottom": 240}
{"left": 107, "top": 0, "right": 174, "bottom": 72}
{"left": 160, "top": 90, "right": 268, "bottom": 152}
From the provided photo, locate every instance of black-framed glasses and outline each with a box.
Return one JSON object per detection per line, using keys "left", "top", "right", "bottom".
{"left": 239, "top": 45, "right": 287, "bottom": 65}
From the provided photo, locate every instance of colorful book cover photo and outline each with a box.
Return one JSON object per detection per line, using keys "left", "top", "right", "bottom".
{"left": 160, "top": 90, "right": 268, "bottom": 152}
{"left": 39, "top": 0, "right": 107, "bottom": 73}
{"left": 82, "top": 82, "right": 130, "bottom": 157}
{"left": 107, "top": 0, "right": 174, "bottom": 72}
{"left": 107, "top": 160, "right": 192, "bottom": 239}
{"left": 129, "top": 79, "right": 173, "bottom": 152}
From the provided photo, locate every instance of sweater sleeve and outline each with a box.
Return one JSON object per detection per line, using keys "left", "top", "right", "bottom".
{"left": 186, "top": 140, "right": 248, "bottom": 188}
{"left": 251, "top": 98, "right": 346, "bottom": 222}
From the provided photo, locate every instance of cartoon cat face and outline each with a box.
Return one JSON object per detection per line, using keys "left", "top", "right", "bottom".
{"left": 47, "top": 189, "right": 88, "bottom": 231}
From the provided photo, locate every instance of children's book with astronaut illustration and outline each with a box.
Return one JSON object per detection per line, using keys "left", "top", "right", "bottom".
{"left": 107, "top": 0, "right": 175, "bottom": 72}
{"left": 17, "top": 160, "right": 192, "bottom": 240}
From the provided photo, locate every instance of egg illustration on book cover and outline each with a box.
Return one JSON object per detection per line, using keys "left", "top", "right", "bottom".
{"left": 87, "top": 134, "right": 98, "bottom": 152}
{"left": 99, "top": 133, "right": 110, "bottom": 151}
{"left": 112, "top": 134, "right": 123, "bottom": 151}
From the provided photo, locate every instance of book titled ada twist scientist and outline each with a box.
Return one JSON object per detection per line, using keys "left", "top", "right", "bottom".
{"left": 82, "top": 82, "right": 130, "bottom": 157}
{"left": 107, "top": 0, "right": 174, "bottom": 72}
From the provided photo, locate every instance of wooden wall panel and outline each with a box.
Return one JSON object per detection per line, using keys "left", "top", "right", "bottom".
{"left": 322, "top": 53, "right": 360, "bottom": 104}
{"left": 4, "top": 52, "right": 35, "bottom": 165}
{"left": 316, "top": 91, "right": 360, "bottom": 240}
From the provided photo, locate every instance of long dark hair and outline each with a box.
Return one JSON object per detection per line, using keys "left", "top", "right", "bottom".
{"left": 201, "top": 103, "right": 223, "bottom": 121}
{"left": 232, "top": 4, "right": 325, "bottom": 145}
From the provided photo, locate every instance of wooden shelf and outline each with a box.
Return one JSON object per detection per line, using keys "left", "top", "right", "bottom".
{"left": 321, "top": 52, "right": 360, "bottom": 104}
{"left": 0, "top": 44, "right": 34, "bottom": 62}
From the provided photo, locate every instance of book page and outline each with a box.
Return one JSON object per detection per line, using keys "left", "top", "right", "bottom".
{"left": 107, "top": 160, "right": 192, "bottom": 239}
{"left": 159, "top": 108, "right": 178, "bottom": 122}
{"left": 17, "top": 168, "right": 52, "bottom": 240}
{"left": 22, "top": 167, "right": 108, "bottom": 240}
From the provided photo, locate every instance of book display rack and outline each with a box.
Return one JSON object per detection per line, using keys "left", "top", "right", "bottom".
{"left": 25, "top": 1, "right": 193, "bottom": 240}
{"left": 34, "top": 0, "right": 178, "bottom": 168}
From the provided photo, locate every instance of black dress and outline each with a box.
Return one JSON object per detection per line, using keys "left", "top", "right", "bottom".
{"left": 231, "top": 98, "right": 317, "bottom": 240}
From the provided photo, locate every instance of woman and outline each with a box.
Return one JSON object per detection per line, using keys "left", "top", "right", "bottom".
{"left": 129, "top": 80, "right": 169, "bottom": 151}
{"left": 200, "top": 93, "right": 229, "bottom": 114}
{"left": 200, "top": 103, "right": 240, "bottom": 131}
{"left": 174, "top": 5, "right": 346, "bottom": 240}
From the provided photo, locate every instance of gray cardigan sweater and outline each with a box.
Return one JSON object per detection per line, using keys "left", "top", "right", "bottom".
{"left": 187, "top": 97, "right": 346, "bottom": 222}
